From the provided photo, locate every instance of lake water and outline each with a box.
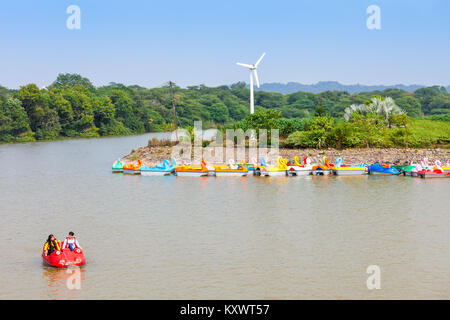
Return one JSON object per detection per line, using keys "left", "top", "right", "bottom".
{"left": 0, "top": 133, "right": 449, "bottom": 299}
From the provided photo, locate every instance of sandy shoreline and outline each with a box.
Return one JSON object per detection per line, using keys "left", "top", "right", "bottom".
{"left": 122, "top": 145, "right": 450, "bottom": 166}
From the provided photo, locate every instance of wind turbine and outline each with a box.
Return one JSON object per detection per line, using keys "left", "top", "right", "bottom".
{"left": 236, "top": 52, "right": 265, "bottom": 114}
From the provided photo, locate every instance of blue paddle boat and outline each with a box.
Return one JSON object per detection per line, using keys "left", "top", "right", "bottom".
{"left": 368, "top": 163, "right": 400, "bottom": 175}
{"left": 140, "top": 158, "right": 176, "bottom": 176}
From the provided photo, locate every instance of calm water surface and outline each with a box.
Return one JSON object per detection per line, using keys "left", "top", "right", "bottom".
{"left": 0, "top": 134, "right": 449, "bottom": 299}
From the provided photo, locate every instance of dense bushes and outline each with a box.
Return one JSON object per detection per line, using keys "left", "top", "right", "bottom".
{"left": 284, "top": 117, "right": 450, "bottom": 149}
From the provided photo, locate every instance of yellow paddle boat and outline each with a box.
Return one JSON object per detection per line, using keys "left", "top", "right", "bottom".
{"left": 175, "top": 160, "right": 209, "bottom": 177}
{"left": 214, "top": 160, "right": 249, "bottom": 177}
{"left": 254, "top": 157, "right": 287, "bottom": 177}
{"left": 332, "top": 158, "right": 368, "bottom": 176}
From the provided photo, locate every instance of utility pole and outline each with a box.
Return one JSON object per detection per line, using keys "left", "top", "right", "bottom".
{"left": 169, "top": 81, "right": 178, "bottom": 141}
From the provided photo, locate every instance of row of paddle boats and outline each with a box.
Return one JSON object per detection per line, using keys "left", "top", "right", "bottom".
{"left": 112, "top": 156, "right": 450, "bottom": 178}
{"left": 390, "top": 158, "right": 450, "bottom": 178}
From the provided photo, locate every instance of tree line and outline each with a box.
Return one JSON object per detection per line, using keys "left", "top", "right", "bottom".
{"left": 0, "top": 73, "right": 449, "bottom": 143}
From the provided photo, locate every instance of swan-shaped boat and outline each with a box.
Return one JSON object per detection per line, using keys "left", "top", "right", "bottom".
{"left": 369, "top": 163, "right": 400, "bottom": 175}
{"left": 254, "top": 157, "right": 287, "bottom": 177}
{"left": 112, "top": 158, "right": 126, "bottom": 173}
{"left": 312, "top": 157, "right": 333, "bottom": 175}
{"left": 410, "top": 158, "right": 431, "bottom": 177}
{"left": 332, "top": 158, "right": 368, "bottom": 175}
{"left": 140, "top": 158, "right": 176, "bottom": 176}
{"left": 418, "top": 160, "right": 450, "bottom": 178}
{"left": 215, "top": 160, "right": 249, "bottom": 177}
{"left": 287, "top": 156, "right": 313, "bottom": 176}
{"left": 123, "top": 159, "right": 142, "bottom": 174}
{"left": 175, "top": 160, "right": 209, "bottom": 177}
{"left": 432, "top": 160, "right": 450, "bottom": 173}
{"left": 42, "top": 241, "right": 85, "bottom": 268}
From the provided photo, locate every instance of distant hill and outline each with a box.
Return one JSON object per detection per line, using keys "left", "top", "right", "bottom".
{"left": 255, "top": 81, "right": 450, "bottom": 94}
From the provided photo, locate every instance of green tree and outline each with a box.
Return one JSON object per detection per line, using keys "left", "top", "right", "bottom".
{"left": 208, "top": 102, "right": 229, "bottom": 123}
{"left": 395, "top": 96, "right": 422, "bottom": 118}
{"left": 241, "top": 109, "right": 282, "bottom": 136}
{"left": 109, "top": 89, "right": 144, "bottom": 133}
{"left": 350, "top": 113, "right": 384, "bottom": 148}
{"left": 0, "top": 98, "right": 34, "bottom": 142}
{"left": 51, "top": 73, "right": 95, "bottom": 91}
{"left": 389, "top": 114, "right": 410, "bottom": 148}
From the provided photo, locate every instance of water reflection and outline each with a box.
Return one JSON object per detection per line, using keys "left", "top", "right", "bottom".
{"left": 42, "top": 266, "right": 86, "bottom": 299}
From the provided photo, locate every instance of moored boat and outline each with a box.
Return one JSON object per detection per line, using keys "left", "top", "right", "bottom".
{"left": 391, "top": 164, "right": 409, "bottom": 174}
{"left": 312, "top": 157, "right": 333, "bottom": 175}
{"left": 112, "top": 158, "right": 126, "bottom": 173}
{"left": 254, "top": 157, "right": 287, "bottom": 177}
{"left": 140, "top": 158, "right": 176, "bottom": 176}
{"left": 410, "top": 158, "right": 432, "bottom": 177}
{"left": 123, "top": 159, "right": 142, "bottom": 174}
{"left": 369, "top": 163, "right": 400, "bottom": 175}
{"left": 175, "top": 160, "right": 209, "bottom": 177}
{"left": 215, "top": 160, "right": 249, "bottom": 177}
{"left": 332, "top": 158, "right": 368, "bottom": 175}
{"left": 418, "top": 161, "right": 450, "bottom": 178}
{"left": 287, "top": 156, "right": 313, "bottom": 176}
{"left": 402, "top": 163, "right": 419, "bottom": 176}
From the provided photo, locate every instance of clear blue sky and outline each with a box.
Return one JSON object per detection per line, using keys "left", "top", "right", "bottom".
{"left": 0, "top": 0, "right": 449, "bottom": 89}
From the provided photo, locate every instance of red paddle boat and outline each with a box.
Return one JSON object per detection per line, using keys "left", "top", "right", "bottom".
{"left": 42, "top": 241, "right": 86, "bottom": 267}
{"left": 417, "top": 161, "right": 450, "bottom": 178}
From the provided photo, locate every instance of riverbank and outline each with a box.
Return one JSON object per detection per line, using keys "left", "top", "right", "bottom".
{"left": 122, "top": 145, "right": 450, "bottom": 166}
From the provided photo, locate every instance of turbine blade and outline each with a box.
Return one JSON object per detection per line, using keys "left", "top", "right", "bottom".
{"left": 236, "top": 63, "right": 253, "bottom": 68}
{"left": 253, "top": 69, "right": 260, "bottom": 88}
{"left": 255, "top": 52, "right": 266, "bottom": 66}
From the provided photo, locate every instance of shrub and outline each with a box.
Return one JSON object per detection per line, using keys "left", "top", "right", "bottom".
{"left": 147, "top": 137, "right": 177, "bottom": 147}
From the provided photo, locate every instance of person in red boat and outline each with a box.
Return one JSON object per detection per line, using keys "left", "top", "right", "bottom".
{"left": 62, "top": 231, "right": 82, "bottom": 251}
{"left": 43, "top": 234, "right": 60, "bottom": 256}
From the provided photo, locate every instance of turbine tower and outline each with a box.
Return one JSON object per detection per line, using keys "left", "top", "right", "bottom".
{"left": 237, "top": 52, "right": 265, "bottom": 114}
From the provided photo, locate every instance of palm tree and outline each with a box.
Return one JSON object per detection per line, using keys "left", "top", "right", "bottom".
{"left": 344, "top": 96, "right": 405, "bottom": 122}
{"left": 344, "top": 104, "right": 366, "bottom": 121}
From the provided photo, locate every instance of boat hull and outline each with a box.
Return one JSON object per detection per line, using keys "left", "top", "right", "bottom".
{"left": 419, "top": 173, "right": 450, "bottom": 178}
{"left": 140, "top": 170, "right": 172, "bottom": 176}
{"left": 176, "top": 171, "right": 209, "bottom": 177}
{"left": 112, "top": 169, "right": 123, "bottom": 173}
{"left": 214, "top": 171, "right": 248, "bottom": 177}
{"left": 371, "top": 172, "right": 398, "bottom": 175}
{"left": 333, "top": 169, "right": 366, "bottom": 176}
{"left": 42, "top": 249, "right": 85, "bottom": 268}
{"left": 287, "top": 169, "right": 312, "bottom": 176}
{"left": 313, "top": 170, "right": 332, "bottom": 175}
{"left": 123, "top": 169, "right": 141, "bottom": 175}
{"left": 261, "top": 170, "right": 286, "bottom": 177}
{"left": 369, "top": 164, "right": 399, "bottom": 175}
